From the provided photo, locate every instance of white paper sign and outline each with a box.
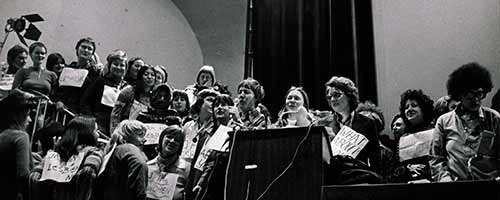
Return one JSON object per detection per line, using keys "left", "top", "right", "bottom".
{"left": 144, "top": 123, "right": 168, "bottom": 145}
{"left": 399, "top": 129, "right": 434, "bottom": 162}
{"left": 194, "top": 146, "right": 211, "bottom": 171}
{"left": 330, "top": 125, "right": 369, "bottom": 158}
{"left": 0, "top": 74, "right": 14, "bottom": 90}
{"left": 98, "top": 143, "right": 116, "bottom": 176}
{"left": 40, "top": 150, "right": 85, "bottom": 182}
{"left": 59, "top": 68, "right": 89, "bottom": 87}
{"left": 147, "top": 170, "right": 179, "bottom": 200}
{"left": 101, "top": 85, "right": 120, "bottom": 107}
{"left": 205, "top": 125, "right": 232, "bottom": 151}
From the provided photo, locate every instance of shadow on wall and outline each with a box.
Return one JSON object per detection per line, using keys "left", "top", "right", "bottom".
{"left": 0, "top": 0, "right": 203, "bottom": 89}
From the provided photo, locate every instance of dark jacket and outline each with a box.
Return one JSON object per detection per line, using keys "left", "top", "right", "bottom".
{"left": 0, "top": 129, "right": 31, "bottom": 200}
{"left": 80, "top": 75, "right": 126, "bottom": 136}
{"left": 52, "top": 61, "right": 101, "bottom": 114}
{"left": 95, "top": 143, "right": 148, "bottom": 200}
{"left": 349, "top": 112, "right": 382, "bottom": 173}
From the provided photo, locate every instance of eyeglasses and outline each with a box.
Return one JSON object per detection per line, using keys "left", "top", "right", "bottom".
{"left": 326, "top": 89, "right": 344, "bottom": 100}
{"left": 464, "top": 89, "right": 485, "bottom": 100}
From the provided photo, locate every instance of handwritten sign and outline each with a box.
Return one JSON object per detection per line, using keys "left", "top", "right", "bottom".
{"left": 330, "top": 125, "right": 369, "bottom": 158}
{"left": 180, "top": 122, "right": 198, "bottom": 161}
{"left": 205, "top": 125, "right": 232, "bottom": 151}
{"left": 59, "top": 68, "right": 89, "bottom": 87}
{"left": 40, "top": 150, "right": 85, "bottom": 182}
{"left": 144, "top": 123, "right": 168, "bottom": 145}
{"left": 0, "top": 74, "right": 14, "bottom": 90}
{"left": 101, "top": 85, "right": 120, "bottom": 107}
{"left": 147, "top": 169, "right": 179, "bottom": 200}
{"left": 399, "top": 129, "right": 434, "bottom": 162}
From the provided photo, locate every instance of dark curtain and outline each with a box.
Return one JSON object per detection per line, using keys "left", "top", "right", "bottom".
{"left": 245, "top": 0, "right": 377, "bottom": 121}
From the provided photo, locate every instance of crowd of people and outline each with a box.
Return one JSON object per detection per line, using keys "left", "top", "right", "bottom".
{"left": 0, "top": 37, "right": 500, "bottom": 200}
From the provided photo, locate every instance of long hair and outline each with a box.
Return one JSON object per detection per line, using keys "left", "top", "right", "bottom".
{"left": 277, "top": 87, "right": 310, "bottom": 122}
{"left": 134, "top": 65, "right": 156, "bottom": 101}
{"left": 156, "top": 126, "right": 185, "bottom": 157}
{"left": 399, "top": 89, "right": 434, "bottom": 132}
{"left": 0, "top": 89, "right": 31, "bottom": 132}
{"left": 46, "top": 53, "right": 66, "bottom": 72}
{"left": 55, "top": 116, "right": 98, "bottom": 162}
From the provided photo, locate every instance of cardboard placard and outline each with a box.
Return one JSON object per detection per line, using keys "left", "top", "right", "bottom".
{"left": 147, "top": 170, "right": 179, "bottom": 200}
{"left": 330, "top": 125, "right": 369, "bottom": 158}
{"left": 144, "top": 123, "right": 168, "bottom": 145}
{"left": 59, "top": 68, "right": 89, "bottom": 87}
{"left": 399, "top": 129, "right": 434, "bottom": 162}
{"left": 40, "top": 150, "right": 85, "bottom": 182}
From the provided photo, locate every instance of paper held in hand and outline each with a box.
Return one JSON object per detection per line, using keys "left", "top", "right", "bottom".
{"left": 398, "top": 129, "right": 434, "bottom": 162}
{"left": 144, "top": 123, "right": 168, "bottom": 145}
{"left": 147, "top": 169, "right": 179, "bottom": 200}
{"left": 59, "top": 68, "right": 89, "bottom": 87}
{"left": 40, "top": 150, "right": 85, "bottom": 182}
{"left": 330, "top": 125, "right": 369, "bottom": 158}
{"left": 205, "top": 125, "right": 232, "bottom": 151}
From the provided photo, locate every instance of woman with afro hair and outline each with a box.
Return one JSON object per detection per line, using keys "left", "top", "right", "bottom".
{"left": 430, "top": 62, "right": 500, "bottom": 182}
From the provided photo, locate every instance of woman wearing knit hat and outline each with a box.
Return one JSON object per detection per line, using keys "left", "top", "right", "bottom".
{"left": 185, "top": 65, "right": 216, "bottom": 106}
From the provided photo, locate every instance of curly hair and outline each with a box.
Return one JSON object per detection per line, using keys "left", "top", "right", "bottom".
{"left": 325, "top": 76, "right": 359, "bottom": 112}
{"left": 399, "top": 89, "right": 434, "bottom": 130}
{"left": 356, "top": 101, "right": 385, "bottom": 133}
{"left": 447, "top": 62, "right": 493, "bottom": 101}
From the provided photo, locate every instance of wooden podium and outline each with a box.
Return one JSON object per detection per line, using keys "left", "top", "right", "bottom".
{"left": 225, "top": 126, "right": 332, "bottom": 200}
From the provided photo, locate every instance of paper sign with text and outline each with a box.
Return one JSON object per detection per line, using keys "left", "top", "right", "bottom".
{"left": 147, "top": 170, "right": 179, "bottom": 200}
{"left": 129, "top": 100, "right": 148, "bottom": 120}
{"left": 101, "top": 85, "right": 120, "bottom": 107}
{"left": 144, "top": 123, "right": 168, "bottom": 145}
{"left": 0, "top": 75, "right": 14, "bottom": 90}
{"left": 399, "top": 129, "right": 434, "bottom": 162}
{"left": 205, "top": 125, "right": 232, "bottom": 151}
{"left": 330, "top": 125, "right": 369, "bottom": 158}
{"left": 59, "top": 68, "right": 89, "bottom": 87}
{"left": 40, "top": 150, "right": 85, "bottom": 182}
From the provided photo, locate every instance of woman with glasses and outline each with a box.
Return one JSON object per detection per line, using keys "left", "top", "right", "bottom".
{"left": 322, "top": 76, "right": 381, "bottom": 173}
{"left": 431, "top": 62, "right": 500, "bottom": 182}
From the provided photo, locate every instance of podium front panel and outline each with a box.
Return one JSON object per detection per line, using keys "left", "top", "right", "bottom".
{"left": 226, "top": 126, "right": 328, "bottom": 200}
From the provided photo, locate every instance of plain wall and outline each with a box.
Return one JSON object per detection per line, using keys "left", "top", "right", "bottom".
{"left": 172, "top": 0, "right": 246, "bottom": 95}
{"left": 0, "top": 0, "right": 203, "bottom": 89}
{"left": 373, "top": 0, "right": 500, "bottom": 137}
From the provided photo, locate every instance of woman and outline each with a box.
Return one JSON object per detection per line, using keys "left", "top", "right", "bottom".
{"left": 274, "top": 87, "right": 312, "bottom": 127}
{"left": 46, "top": 53, "right": 66, "bottom": 77}
{"left": 124, "top": 57, "right": 145, "bottom": 86}
{"left": 110, "top": 65, "right": 156, "bottom": 133}
{"left": 236, "top": 78, "right": 270, "bottom": 129}
{"left": 146, "top": 126, "right": 188, "bottom": 200}
{"left": 154, "top": 65, "right": 168, "bottom": 85}
{"left": 392, "top": 89, "right": 434, "bottom": 183}
{"left": 30, "top": 116, "right": 104, "bottom": 200}
{"left": 6, "top": 45, "right": 28, "bottom": 74}
{"left": 12, "top": 42, "right": 58, "bottom": 95}
{"left": 192, "top": 94, "right": 238, "bottom": 200}
{"left": 171, "top": 89, "right": 192, "bottom": 125}
{"left": 95, "top": 120, "right": 148, "bottom": 200}
{"left": 185, "top": 65, "right": 216, "bottom": 105}
{"left": 0, "top": 90, "right": 32, "bottom": 200}
{"left": 323, "top": 76, "right": 380, "bottom": 173}
{"left": 431, "top": 62, "right": 500, "bottom": 182}
{"left": 81, "top": 50, "right": 128, "bottom": 136}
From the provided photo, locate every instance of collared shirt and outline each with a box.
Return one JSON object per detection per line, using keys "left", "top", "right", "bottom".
{"left": 430, "top": 105, "right": 500, "bottom": 181}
